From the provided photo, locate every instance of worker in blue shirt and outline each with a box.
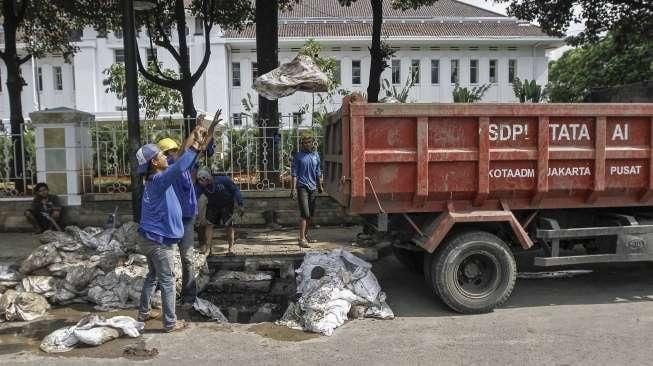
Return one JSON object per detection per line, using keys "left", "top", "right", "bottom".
{"left": 136, "top": 124, "right": 210, "bottom": 333}
{"left": 291, "top": 132, "right": 325, "bottom": 248}
{"left": 157, "top": 137, "right": 199, "bottom": 306}
{"left": 195, "top": 168, "right": 244, "bottom": 256}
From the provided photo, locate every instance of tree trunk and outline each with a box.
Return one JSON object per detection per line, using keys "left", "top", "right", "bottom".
{"left": 180, "top": 83, "right": 197, "bottom": 134}
{"left": 367, "top": 0, "right": 384, "bottom": 103}
{"left": 255, "top": 0, "right": 280, "bottom": 187}
{"left": 174, "top": 0, "right": 197, "bottom": 135}
{"left": 2, "top": 1, "right": 26, "bottom": 193}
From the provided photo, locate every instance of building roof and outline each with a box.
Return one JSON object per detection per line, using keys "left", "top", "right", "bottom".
{"left": 224, "top": 0, "right": 558, "bottom": 41}
{"left": 225, "top": 21, "right": 549, "bottom": 39}
{"left": 280, "top": 0, "right": 505, "bottom": 19}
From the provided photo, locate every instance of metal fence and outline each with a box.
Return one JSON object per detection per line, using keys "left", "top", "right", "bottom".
{"left": 0, "top": 124, "right": 37, "bottom": 197}
{"left": 88, "top": 114, "right": 323, "bottom": 194}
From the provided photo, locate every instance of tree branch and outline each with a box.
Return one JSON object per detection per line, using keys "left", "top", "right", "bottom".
{"left": 136, "top": 46, "right": 180, "bottom": 90}
{"left": 191, "top": 20, "right": 213, "bottom": 84}
{"left": 16, "top": 0, "right": 29, "bottom": 24}
{"left": 145, "top": 29, "right": 176, "bottom": 82}
{"left": 146, "top": 12, "right": 182, "bottom": 64}
{"left": 18, "top": 54, "right": 32, "bottom": 65}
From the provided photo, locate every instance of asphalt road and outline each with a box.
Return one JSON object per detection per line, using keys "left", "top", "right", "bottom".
{"left": 1, "top": 233, "right": 652, "bottom": 365}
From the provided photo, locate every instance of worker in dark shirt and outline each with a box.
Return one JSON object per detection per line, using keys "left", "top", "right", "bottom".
{"left": 25, "top": 183, "right": 63, "bottom": 233}
{"left": 291, "top": 132, "right": 324, "bottom": 248}
{"left": 195, "top": 168, "right": 244, "bottom": 256}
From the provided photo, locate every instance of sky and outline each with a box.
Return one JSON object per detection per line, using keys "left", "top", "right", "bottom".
{"left": 458, "top": 0, "right": 585, "bottom": 59}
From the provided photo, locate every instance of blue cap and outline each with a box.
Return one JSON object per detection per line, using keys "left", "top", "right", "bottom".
{"left": 136, "top": 143, "right": 161, "bottom": 175}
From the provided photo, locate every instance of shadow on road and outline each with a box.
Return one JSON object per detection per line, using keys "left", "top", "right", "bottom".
{"left": 374, "top": 253, "right": 653, "bottom": 318}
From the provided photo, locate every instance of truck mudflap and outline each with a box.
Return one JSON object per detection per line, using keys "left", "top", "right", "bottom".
{"left": 413, "top": 204, "right": 534, "bottom": 253}
{"left": 535, "top": 214, "right": 653, "bottom": 266}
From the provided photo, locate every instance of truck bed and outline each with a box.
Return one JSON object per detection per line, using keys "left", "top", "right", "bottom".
{"left": 323, "top": 97, "right": 653, "bottom": 215}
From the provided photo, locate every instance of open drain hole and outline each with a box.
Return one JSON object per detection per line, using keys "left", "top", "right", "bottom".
{"left": 199, "top": 258, "right": 298, "bottom": 324}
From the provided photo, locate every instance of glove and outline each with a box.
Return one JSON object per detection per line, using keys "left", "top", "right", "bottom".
{"left": 290, "top": 189, "right": 297, "bottom": 200}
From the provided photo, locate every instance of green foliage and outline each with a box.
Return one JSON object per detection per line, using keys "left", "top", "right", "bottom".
{"left": 102, "top": 63, "right": 182, "bottom": 121}
{"left": 496, "top": 0, "right": 652, "bottom": 46}
{"left": 511, "top": 77, "right": 547, "bottom": 103}
{"left": 0, "top": 126, "right": 36, "bottom": 183}
{"left": 381, "top": 70, "right": 417, "bottom": 102}
{"left": 547, "top": 34, "right": 653, "bottom": 102}
{"left": 452, "top": 83, "right": 491, "bottom": 103}
{"left": 3, "top": 1, "right": 86, "bottom": 61}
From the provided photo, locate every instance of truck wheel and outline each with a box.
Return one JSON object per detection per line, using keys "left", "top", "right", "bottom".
{"left": 392, "top": 244, "right": 424, "bottom": 274}
{"left": 430, "top": 231, "right": 516, "bottom": 314}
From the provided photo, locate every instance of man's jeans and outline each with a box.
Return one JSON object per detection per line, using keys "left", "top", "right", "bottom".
{"left": 138, "top": 236, "right": 176, "bottom": 328}
{"left": 179, "top": 216, "right": 197, "bottom": 304}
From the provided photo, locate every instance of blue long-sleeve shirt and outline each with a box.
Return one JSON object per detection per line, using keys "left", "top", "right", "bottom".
{"left": 139, "top": 150, "right": 198, "bottom": 245}
{"left": 291, "top": 150, "right": 322, "bottom": 191}
{"left": 167, "top": 155, "right": 197, "bottom": 219}
{"left": 196, "top": 175, "right": 243, "bottom": 207}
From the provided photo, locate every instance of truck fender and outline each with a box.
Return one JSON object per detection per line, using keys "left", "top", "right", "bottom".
{"left": 414, "top": 209, "right": 534, "bottom": 253}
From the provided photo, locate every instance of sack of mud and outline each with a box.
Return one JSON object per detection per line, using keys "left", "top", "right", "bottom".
{"left": 19, "top": 244, "right": 61, "bottom": 274}
{"left": 40, "top": 314, "right": 144, "bottom": 353}
{"left": 40, "top": 326, "right": 79, "bottom": 353}
{"left": 193, "top": 297, "right": 228, "bottom": 323}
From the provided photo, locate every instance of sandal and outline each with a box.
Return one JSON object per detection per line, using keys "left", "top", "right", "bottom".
{"left": 305, "top": 235, "right": 318, "bottom": 243}
{"left": 298, "top": 239, "right": 311, "bottom": 248}
{"left": 164, "top": 320, "right": 189, "bottom": 333}
{"left": 226, "top": 251, "right": 236, "bottom": 257}
{"left": 137, "top": 310, "right": 161, "bottom": 322}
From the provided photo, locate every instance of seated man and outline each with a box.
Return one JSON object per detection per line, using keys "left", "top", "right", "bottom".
{"left": 195, "top": 168, "right": 243, "bottom": 256}
{"left": 25, "top": 183, "right": 63, "bottom": 233}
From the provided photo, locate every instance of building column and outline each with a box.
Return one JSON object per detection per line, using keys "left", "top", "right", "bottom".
{"left": 31, "top": 108, "right": 94, "bottom": 206}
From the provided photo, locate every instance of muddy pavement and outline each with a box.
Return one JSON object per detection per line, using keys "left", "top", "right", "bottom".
{"left": 1, "top": 233, "right": 653, "bottom": 365}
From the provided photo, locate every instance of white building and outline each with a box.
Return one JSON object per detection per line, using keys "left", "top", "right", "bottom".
{"left": 0, "top": 0, "right": 563, "bottom": 127}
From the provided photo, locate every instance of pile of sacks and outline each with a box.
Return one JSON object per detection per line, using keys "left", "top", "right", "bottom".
{"left": 40, "top": 314, "right": 144, "bottom": 353}
{"left": 0, "top": 223, "right": 212, "bottom": 320}
{"left": 277, "top": 249, "right": 394, "bottom": 336}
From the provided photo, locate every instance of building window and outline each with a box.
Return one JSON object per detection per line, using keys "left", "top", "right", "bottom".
{"left": 410, "top": 59, "right": 420, "bottom": 84}
{"left": 489, "top": 59, "right": 498, "bottom": 83}
{"left": 146, "top": 48, "right": 157, "bottom": 64}
{"left": 352, "top": 60, "right": 361, "bottom": 85}
{"left": 232, "top": 62, "right": 241, "bottom": 87}
{"left": 194, "top": 18, "right": 203, "bottom": 35}
{"left": 53, "top": 66, "right": 63, "bottom": 90}
{"left": 232, "top": 113, "right": 242, "bottom": 126}
{"left": 430, "top": 59, "right": 439, "bottom": 84}
{"left": 508, "top": 59, "right": 517, "bottom": 83}
{"left": 37, "top": 67, "right": 43, "bottom": 91}
{"left": 334, "top": 60, "right": 341, "bottom": 85}
{"left": 293, "top": 112, "right": 303, "bottom": 126}
{"left": 391, "top": 59, "right": 401, "bottom": 84}
{"left": 114, "top": 49, "right": 125, "bottom": 64}
{"left": 450, "top": 59, "right": 459, "bottom": 84}
{"left": 251, "top": 62, "right": 258, "bottom": 83}
{"left": 469, "top": 59, "right": 478, "bottom": 84}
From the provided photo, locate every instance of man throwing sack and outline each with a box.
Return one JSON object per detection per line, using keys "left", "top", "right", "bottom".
{"left": 135, "top": 123, "right": 212, "bottom": 333}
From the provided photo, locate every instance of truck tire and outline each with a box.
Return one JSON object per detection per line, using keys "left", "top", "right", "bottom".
{"left": 392, "top": 244, "right": 424, "bottom": 274}
{"left": 430, "top": 231, "right": 517, "bottom": 314}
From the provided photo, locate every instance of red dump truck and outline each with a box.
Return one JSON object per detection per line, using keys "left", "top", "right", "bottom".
{"left": 323, "top": 95, "right": 653, "bottom": 314}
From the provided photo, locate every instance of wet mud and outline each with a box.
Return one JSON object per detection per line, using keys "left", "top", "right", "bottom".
{"left": 248, "top": 323, "right": 318, "bottom": 342}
